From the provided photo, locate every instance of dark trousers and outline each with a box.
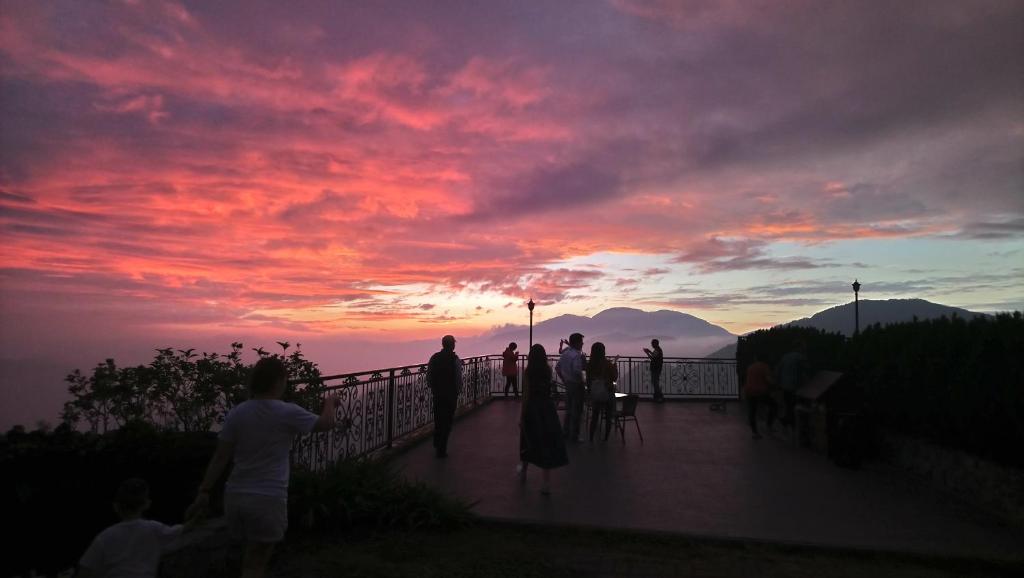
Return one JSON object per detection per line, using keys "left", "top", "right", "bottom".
{"left": 747, "top": 395, "right": 777, "bottom": 434}
{"left": 432, "top": 392, "right": 457, "bottom": 454}
{"left": 504, "top": 375, "right": 519, "bottom": 397}
{"left": 562, "top": 383, "right": 584, "bottom": 440}
{"left": 651, "top": 368, "right": 663, "bottom": 401}
{"left": 781, "top": 391, "right": 797, "bottom": 426}
{"left": 589, "top": 400, "right": 614, "bottom": 441}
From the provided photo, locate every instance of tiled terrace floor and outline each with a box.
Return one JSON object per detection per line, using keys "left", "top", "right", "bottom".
{"left": 394, "top": 399, "right": 1022, "bottom": 560}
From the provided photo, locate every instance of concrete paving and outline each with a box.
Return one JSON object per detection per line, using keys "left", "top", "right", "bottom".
{"left": 393, "top": 399, "right": 1024, "bottom": 560}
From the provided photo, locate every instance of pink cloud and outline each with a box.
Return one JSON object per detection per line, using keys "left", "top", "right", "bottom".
{"left": 0, "top": 0, "right": 1020, "bottom": 343}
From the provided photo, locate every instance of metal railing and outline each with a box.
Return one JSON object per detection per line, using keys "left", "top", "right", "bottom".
{"left": 290, "top": 353, "right": 736, "bottom": 469}
{"left": 290, "top": 355, "right": 496, "bottom": 470}
{"left": 493, "top": 354, "right": 738, "bottom": 399}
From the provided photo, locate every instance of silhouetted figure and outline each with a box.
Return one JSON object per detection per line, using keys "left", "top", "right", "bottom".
{"left": 587, "top": 342, "right": 618, "bottom": 442}
{"left": 776, "top": 340, "right": 808, "bottom": 429}
{"left": 643, "top": 339, "right": 665, "bottom": 403}
{"left": 518, "top": 344, "right": 569, "bottom": 494}
{"left": 427, "top": 335, "right": 463, "bottom": 458}
{"left": 743, "top": 352, "right": 776, "bottom": 439}
{"left": 556, "top": 332, "right": 586, "bottom": 442}
{"left": 186, "top": 357, "right": 339, "bottom": 578}
{"left": 78, "top": 478, "right": 183, "bottom": 578}
{"left": 502, "top": 342, "right": 519, "bottom": 397}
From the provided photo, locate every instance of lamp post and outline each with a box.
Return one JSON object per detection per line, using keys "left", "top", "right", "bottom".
{"left": 852, "top": 279, "right": 861, "bottom": 336}
{"left": 527, "top": 298, "right": 535, "bottom": 348}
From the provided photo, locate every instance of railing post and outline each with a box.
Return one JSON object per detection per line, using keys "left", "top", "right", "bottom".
{"left": 386, "top": 368, "right": 395, "bottom": 449}
{"left": 472, "top": 358, "right": 479, "bottom": 405}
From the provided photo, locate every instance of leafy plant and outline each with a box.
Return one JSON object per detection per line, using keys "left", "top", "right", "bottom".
{"left": 289, "top": 458, "right": 475, "bottom": 534}
{"left": 62, "top": 342, "right": 324, "bottom": 433}
{"left": 1, "top": 422, "right": 218, "bottom": 577}
{"left": 737, "top": 312, "right": 1024, "bottom": 467}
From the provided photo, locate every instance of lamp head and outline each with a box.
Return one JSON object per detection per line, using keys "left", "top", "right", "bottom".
{"left": 527, "top": 298, "right": 535, "bottom": 312}
{"left": 852, "top": 279, "right": 861, "bottom": 293}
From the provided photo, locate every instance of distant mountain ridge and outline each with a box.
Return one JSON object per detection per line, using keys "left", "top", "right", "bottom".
{"left": 477, "top": 307, "right": 735, "bottom": 358}
{"left": 786, "top": 298, "right": 987, "bottom": 336}
{"left": 704, "top": 298, "right": 989, "bottom": 359}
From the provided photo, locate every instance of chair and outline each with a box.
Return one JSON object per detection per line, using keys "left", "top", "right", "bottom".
{"left": 612, "top": 394, "right": 643, "bottom": 444}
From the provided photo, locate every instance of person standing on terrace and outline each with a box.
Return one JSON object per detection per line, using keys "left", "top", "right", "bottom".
{"left": 427, "top": 335, "right": 463, "bottom": 458}
{"left": 556, "top": 333, "right": 586, "bottom": 442}
{"left": 776, "top": 340, "right": 808, "bottom": 429}
{"left": 587, "top": 342, "right": 618, "bottom": 442}
{"left": 643, "top": 338, "right": 665, "bottom": 403}
{"left": 502, "top": 342, "right": 519, "bottom": 397}
{"left": 186, "top": 357, "right": 340, "bottom": 578}
{"left": 743, "top": 351, "right": 776, "bottom": 439}
{"left": 518, "top": 343, "right": 569, "bottom": 494}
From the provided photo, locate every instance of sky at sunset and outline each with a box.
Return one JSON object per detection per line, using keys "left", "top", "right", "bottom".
{"left": 1, "top": 1, "right": 1022, "bottom": 425}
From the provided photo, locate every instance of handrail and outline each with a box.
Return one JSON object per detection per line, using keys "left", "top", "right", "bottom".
{"left": 290, "top": 354, "right": 735, "bottom": 388}
{"left": 290, "top": 353, "right": 737, "bottom": 470}
{"left": 288, "top": 354, "right": 495, "bottom": 387}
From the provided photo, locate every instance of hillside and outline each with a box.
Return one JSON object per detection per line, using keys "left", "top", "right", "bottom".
{"left": 703, "top": 298, "right": 988, "bottom": 360}
{"left": 479, "top": 307, "right": 735, "bottom": 358}
{"left": 787, "top": 298, "right": 987, "bottom": 336}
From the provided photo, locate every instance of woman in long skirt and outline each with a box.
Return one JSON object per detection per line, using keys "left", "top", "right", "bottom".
{"left": 586, "top": 342, "right": 618, "bottom": 442}
{"left": 518, "top": 343, "right": 569, "bottom": 494}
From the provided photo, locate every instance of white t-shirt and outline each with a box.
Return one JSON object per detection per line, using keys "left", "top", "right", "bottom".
{"left": 220, "top": 399, "right": 319, "bottom": 499}
{"left": 79, "top": 519, "right": 182, "bottom": 578}
{"left": 556, "top": 347, "right": 585, "bottom": 385}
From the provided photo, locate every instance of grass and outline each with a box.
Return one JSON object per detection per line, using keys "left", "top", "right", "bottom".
{"left": 270, "top": 521, "right": 1023, "bottom": 578}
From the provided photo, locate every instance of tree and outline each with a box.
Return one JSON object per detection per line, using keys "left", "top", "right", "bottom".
{"left": 61, "top": 342, "right": 323, "bottom": 433}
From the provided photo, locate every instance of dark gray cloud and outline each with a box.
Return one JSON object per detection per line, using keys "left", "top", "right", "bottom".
{"left": 465, "top": 155, "right": 625, "bottom": 221}
{"left": 673, "top": 237, "right": 826, "bottom": 272}
{"left": 653, "top": 269, "right": 1024, "bottom": 312}
{"left": 956, "top": 217, "right": 1024, "bottom": 240}
{"left": 0, "top": 190, "right": 35, "bottom": 204}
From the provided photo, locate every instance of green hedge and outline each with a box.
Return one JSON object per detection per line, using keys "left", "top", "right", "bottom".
{"left": 1, "top": 423, "right": 473, "bottom": 577}
{"left": 1, "top": 421, "right": 217, "bottom": 577}
{"left": 289, "top": 458, "right": 474, "bottom": 535}
{"left": 737, "top": 312, "right": 1024, "bottom": 468}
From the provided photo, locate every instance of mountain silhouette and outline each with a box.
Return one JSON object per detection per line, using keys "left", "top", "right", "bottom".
{"left": 479, "top": 307, "right": 735, "bottom": 358}
{"left": 704, "top": 298, "right": 989, "bottom": 359}
{"left": 787, "top": 298, "right": 987, "bottom": 336}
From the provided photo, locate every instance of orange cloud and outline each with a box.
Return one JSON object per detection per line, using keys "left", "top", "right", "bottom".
{"left": 1, "top": 0, "right": 1020, "bottom": 343}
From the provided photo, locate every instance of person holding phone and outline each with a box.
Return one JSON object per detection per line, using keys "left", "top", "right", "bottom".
{"left": 643, "top": 339, "right": 665, "bottom": 403}
{"left": 555, "top": 333, "right": 586, "bottom": 442}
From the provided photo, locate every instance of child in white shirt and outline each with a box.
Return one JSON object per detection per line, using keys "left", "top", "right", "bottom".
{"left": 186, "top": 356, "right": 338, "bottom": 578}
{"left": 78, "top": 478, "right": 183, "bottom": 578}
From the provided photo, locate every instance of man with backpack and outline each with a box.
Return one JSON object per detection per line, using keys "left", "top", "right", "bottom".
{"left": 427, "top": 335, "right": 463, "bottom": 458}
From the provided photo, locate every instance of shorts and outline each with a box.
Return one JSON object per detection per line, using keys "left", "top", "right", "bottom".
{"left": 224, "top": 492, "right": 288, "bottom": 543}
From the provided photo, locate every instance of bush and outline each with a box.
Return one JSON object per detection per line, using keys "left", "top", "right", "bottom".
{"left": 737, "top": 312, "right": 1024, "bottom": 468}
{"left": 1, "top": 423, "right": 218, "bottom": 578}
{"left": 1, "top": 423, "right": 472, "bottom": 577}
{"left": 850, "top": 312, "right": 1024, "bottom": 467}
{"left": 289, "top": 458, "right": 475, "bottom": 535}
{"left": 62, "top": 342, "right": 324, "bottom": 433}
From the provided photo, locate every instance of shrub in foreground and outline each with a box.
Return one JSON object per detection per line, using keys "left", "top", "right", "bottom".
{"left": 289, "top": 457, "right": 475, "bottom": 534}
{"left": 738, "top": 313, "right": 1024, "bottom": 468}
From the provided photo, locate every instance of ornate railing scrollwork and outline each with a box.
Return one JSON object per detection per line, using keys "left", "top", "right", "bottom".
{"left": 291, "top": 353, "right": 736, "bottom": 470}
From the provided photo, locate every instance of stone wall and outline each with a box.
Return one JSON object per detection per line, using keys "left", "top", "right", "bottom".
{"left": 877, "top": 429, "right": 1024, "bottom": 527}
